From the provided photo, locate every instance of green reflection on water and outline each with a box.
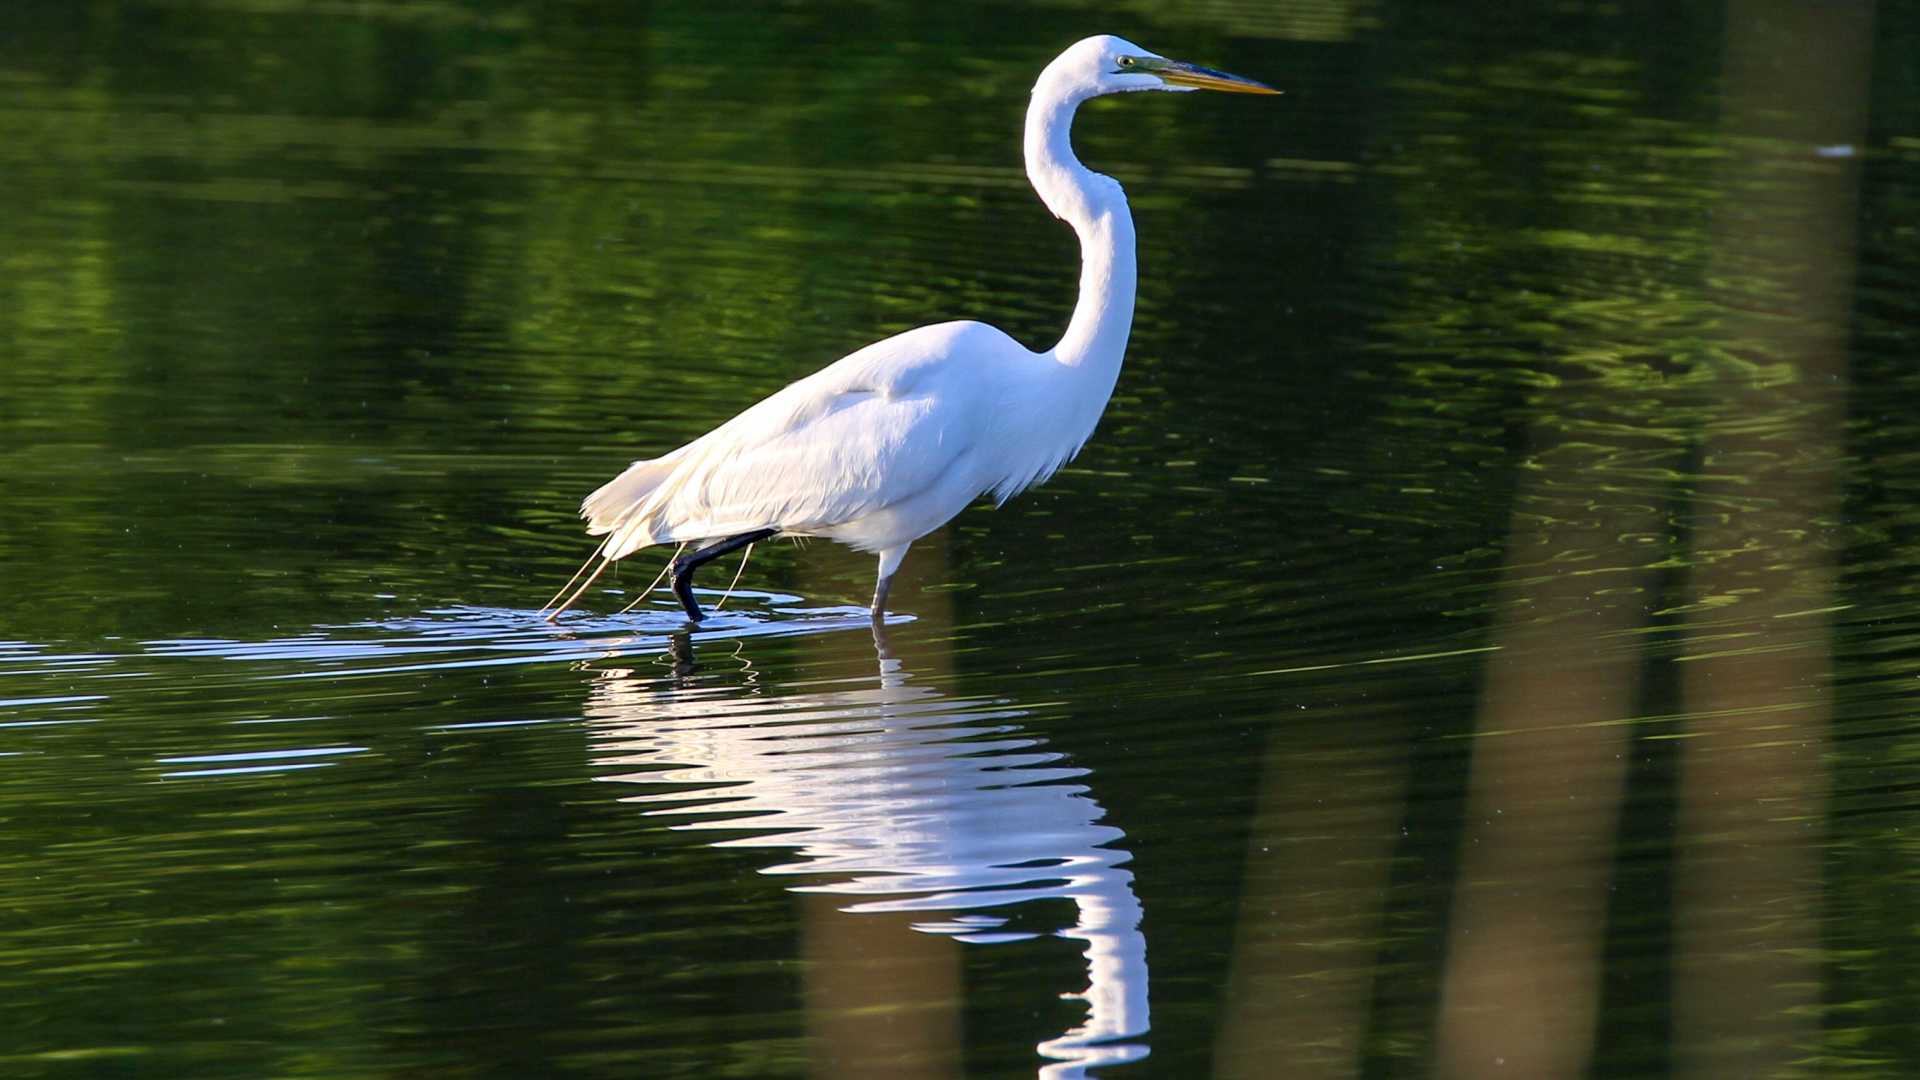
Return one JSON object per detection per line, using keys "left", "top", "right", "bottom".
{"left": 1, "top": 1, "right": 1919, "bottom": 1078}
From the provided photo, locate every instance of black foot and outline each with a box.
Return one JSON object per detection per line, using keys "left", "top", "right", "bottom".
{"left": 669, "top": 528, "right": 778, "bottom": 622}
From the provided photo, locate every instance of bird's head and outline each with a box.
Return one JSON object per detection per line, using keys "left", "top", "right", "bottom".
{"left": 1044, "top": 34, "right": 1281, "bottom": 100}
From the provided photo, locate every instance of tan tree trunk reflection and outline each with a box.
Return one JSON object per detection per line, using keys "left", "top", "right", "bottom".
{"left": 1433, "top": 3, "right": 1868, "bottom": 1073}
{"left": 1434, "top": 443, "right": 1652, "bottom": 1079}
{"left": 1216, "top": 721, "right": 1409, "bottom": 1079}
{"left": 1673, "top": 2, "right": 1869, "bottom": 1074}
{"left": 803, "top": 899, "right": 964, "bottom": 1079}
{"left": 801, "top": 536, "right": 964, "bottom": 1080}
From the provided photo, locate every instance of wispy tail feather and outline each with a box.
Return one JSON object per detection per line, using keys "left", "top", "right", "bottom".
{"left": 546, "top": 452, "right": 684, "bottom": 620}
{"left": 540, "top": 536, "right": 611, "bottom": 615}
{"left": 582, "top": 453, "right": 682, "bottom": 535}
{"left": 543, "top": 548, "right": 614, "bottom": 622}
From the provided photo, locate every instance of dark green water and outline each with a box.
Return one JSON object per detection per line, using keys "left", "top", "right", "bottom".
{"left": 4, "top": 2, "right": 1919, "bottom": 1077}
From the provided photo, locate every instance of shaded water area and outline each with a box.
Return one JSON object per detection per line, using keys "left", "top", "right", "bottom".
{"left": 4, "top": 1, "right": 1920, "bottom": 1076}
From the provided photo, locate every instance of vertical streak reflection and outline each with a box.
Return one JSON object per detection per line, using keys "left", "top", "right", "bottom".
{"left": 1216, "top": 723, "right": 1410, "bottom": 1079}
{"left": 800, "top": 560, "right": 962, "bottom": 1080}
{"left": 1674, "top": 3, "right": 1869, "bottom": 1073}
{"left": 1434, "top": 436, "right": 1652, "bottom": 1080}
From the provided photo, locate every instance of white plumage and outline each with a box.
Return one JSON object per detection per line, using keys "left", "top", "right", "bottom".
{"left": 587, "top": 322, "right": 1032, "bottom": 560}
{"left": 546, "top": 35, "right": 1277, "bottom": 621}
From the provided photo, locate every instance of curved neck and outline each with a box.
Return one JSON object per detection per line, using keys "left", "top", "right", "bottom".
{"left": 1024, "top": 85, "right": 1137, "bottom": 372}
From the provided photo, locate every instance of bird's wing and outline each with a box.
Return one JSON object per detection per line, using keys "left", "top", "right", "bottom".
{"left": 600, "top": 321, "right": 1031, "bottom": 560}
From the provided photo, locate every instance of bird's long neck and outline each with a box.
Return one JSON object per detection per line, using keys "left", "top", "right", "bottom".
{"left": 1025, "top": 85, "right": 1138, "bottom": 379}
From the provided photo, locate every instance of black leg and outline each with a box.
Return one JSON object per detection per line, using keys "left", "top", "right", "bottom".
{"left": 670, "top": 529, "right": 777, "bottom": 621}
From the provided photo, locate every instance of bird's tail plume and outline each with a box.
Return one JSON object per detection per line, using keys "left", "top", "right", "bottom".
{"left": 583, "top": 454, "right": 682, "bottom": 534}
{"left": 544, "top": 453, "right": 688, "bottom": 620}
{"left": 541, "top": 541, "right": 614, "bottom": 621}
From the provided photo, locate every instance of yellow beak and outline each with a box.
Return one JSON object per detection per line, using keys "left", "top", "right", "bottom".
{"left": 1154, "top": 60, "right": 1282, "bottom": 95}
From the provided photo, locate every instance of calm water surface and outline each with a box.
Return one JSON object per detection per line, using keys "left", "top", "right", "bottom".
{"left": 4, "top": 2, "right": 1920, "bottom": 1077}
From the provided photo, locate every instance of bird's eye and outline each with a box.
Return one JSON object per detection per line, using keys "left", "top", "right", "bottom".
{"left": 1117, "top": 56, "right": 1135, "bottom": 67}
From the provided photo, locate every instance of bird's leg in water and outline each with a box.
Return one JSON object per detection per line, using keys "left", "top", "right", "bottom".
{"left": 871, "top": 544, "right": 908, "bottom": 621}
{"left": 672, "top": 529, "right": 778, "bottom": 621}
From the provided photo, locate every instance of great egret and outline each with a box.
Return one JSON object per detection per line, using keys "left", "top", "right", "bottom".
{"left": 546, "top": 35, "right": 1277, "bottom": 622}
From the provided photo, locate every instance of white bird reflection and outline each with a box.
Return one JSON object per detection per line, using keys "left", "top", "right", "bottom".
{"left": 581, "top": 631, "right": 1148, "bottom": 1077}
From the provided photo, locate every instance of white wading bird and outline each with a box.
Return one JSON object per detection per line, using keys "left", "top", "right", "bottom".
{"left": 545, "top": 35, "right": 1277, "bottom": 623}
